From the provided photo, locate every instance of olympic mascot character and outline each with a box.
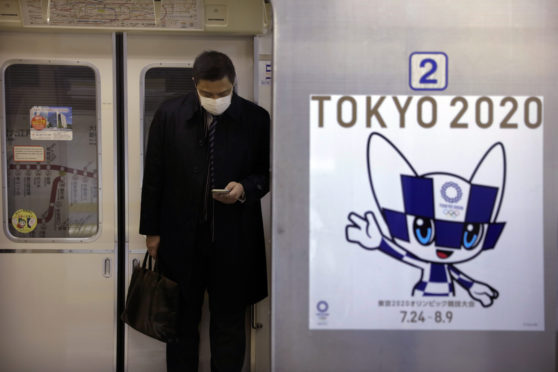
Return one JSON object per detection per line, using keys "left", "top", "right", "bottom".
{"left": 345, "top": 133, "right": 506, "bottom": 307}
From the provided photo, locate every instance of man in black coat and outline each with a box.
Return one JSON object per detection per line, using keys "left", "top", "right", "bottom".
{"left": 139, "top": 51, "right": 270, "bottom": 371}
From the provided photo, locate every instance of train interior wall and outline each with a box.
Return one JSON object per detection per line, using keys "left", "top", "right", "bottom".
{"left": 1, "top": 1, "right": 558, "bottom": 371}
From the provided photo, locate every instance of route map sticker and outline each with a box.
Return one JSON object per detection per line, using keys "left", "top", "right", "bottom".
{"left": 6, "top": 162, "right": 99, "bottom": 238}
{"left": 30, "top": 106, "right": 73, "bottom": 141}
{"left": 20, "top": 0, "right": 203, "bottom": 30}
{"left": 11, "top": 209, "right": 38, "bottom": 234}
{"left": 13, "top": 146, "right": 45, "bottom": 162}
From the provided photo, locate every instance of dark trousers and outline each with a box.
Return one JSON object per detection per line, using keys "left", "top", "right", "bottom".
{"left": 166, "top": 223, "right": 247, "bottom": 372}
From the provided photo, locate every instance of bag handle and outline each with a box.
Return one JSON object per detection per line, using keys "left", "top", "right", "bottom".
{"left": 141, "top": 251, "right": 161, "bottom": 273}
{"left": 142, "top": 252, "right": 153, "bottom": 271}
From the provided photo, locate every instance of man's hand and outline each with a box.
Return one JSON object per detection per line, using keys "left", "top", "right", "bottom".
{"left": 146, "top": 235, "right": 161, "bottom": 258}
{"left": 213, "top": 181, "right": 245, "bottom": 204}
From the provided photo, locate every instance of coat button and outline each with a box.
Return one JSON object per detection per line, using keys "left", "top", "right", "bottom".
{"left": 198, "top": 139, "right": 204, "bottom": 146}
{"left": 193, "top": 166, "right": 200, "bottom": 173}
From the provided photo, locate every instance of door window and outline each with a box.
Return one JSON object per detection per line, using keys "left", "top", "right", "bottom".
{"left": 143, "top": 67, "right": 195, "bottom": 152}
{"left": 3, "top": 63, "right": 100, "bottom": 239}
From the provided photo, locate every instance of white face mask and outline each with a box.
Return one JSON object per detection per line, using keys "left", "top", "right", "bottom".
{"left": 198, "top": 93, "right": 232, "bottom": 116}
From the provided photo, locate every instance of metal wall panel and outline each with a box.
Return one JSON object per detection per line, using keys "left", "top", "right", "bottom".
{"left": 251, "top": 33, "right": 273, "bottom": 372}
{"left": 271, "top": 1, "right": 557, "bottom": 371}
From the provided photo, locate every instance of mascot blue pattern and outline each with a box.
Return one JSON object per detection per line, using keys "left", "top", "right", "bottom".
{"left": 345, "top": 133, "right": 506, "bottom": 307}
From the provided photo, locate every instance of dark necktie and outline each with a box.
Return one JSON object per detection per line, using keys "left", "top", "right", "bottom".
{"left": 208, "top": 116, "right": 217, "bottom": 189}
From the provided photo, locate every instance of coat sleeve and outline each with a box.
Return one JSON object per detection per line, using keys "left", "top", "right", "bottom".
{"left": 139, "top": 108, "right": 166, "bottom": 235}
{"left": 240, "top": 109, "right": 271, "bottom": 203}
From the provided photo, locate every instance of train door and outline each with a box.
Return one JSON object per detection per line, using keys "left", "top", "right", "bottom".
{"left": 0, "top": 31, "right": 117, "bottom": 371}
{"left": 125, "top": 32, "right": 271, "bottom": 371}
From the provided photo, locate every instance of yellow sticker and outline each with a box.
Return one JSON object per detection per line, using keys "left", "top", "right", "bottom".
{"left": 11, "top": 209, "right": 38, "bottom": 233}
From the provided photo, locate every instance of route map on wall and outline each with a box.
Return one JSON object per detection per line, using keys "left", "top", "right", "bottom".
{"left": 4, "top": 63, "right": 100, "bottom": 240}
{"left": 21, "top": 0, "right": 203, "bottom": 30}
{"left": 6, "top": 127, "right": 99, "bottom": 239}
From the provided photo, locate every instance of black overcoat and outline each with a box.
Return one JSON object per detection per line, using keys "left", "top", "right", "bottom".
{"left": 139, "top": 92, "right": 270, "bottom": 306}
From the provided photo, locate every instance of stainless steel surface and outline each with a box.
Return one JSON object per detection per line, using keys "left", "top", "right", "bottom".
{"left": 271, "top": 1, "right": 557, "bottom": 371}
{"left": 251, "top": 33, "right": 272, "bottom": 372}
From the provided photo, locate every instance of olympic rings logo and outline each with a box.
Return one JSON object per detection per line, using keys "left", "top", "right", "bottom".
{"left": 440, "top": 181, "right": 463, "bottom": 204}
{"left": 443, "top": 209, "right": 460, "bottom": 218}
{"left": 317, "top": 301, "right": 329, "bottom": 313}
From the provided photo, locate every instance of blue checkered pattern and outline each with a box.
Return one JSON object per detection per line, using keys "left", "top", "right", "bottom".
{"left": 378, "top": 239, "right": 477, "bottom": 296}
{"left": 401, "top": 175, "right": 434, "bottom": 218}
{"left": 381, "top": 175, "right": 506, "bottom": 250}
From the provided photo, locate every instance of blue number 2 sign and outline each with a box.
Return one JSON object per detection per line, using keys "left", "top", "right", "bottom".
{"left": 409, "top": 52, "right": 448, "bottom": 91}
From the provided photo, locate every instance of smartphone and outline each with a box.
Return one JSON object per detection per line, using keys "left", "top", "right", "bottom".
{"left": 211, "top": 188, "right": 230, "bottom": 194}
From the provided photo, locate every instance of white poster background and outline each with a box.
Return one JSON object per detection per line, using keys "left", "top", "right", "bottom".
{"left": 309, "top": 95, "right": 544, "bottom": 330}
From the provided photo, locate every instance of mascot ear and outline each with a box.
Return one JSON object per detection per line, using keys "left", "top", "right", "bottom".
{"left": 368, "top": 133, "right": 417, "bottom": 214}
{"left": 469, "top": 142, "right": 506, "bottom": 221}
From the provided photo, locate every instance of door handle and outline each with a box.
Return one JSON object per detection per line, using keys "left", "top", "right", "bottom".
{"left": 250, "top": 304, "right": 263, "bottom": 330}
{"left": 103, "top": 257, "right": 112, "bottom": 278}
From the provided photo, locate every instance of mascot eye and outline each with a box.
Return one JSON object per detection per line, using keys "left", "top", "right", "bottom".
{"left": 413, "top": 217, "right": 434, "bottom": 245}
{"left": 462, "top": 223, "right": 483, "bottom": 250}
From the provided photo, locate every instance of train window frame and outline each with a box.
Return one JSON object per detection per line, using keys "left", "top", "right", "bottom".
{"left": 1, "top": 60, "right": 103, "bottom": 243}
{"left": 139, "top": 62, "right": 194, "bottom": 183}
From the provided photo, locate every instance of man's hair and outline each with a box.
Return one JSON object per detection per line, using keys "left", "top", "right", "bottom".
{"left": 193, "top": 51, "right": 236, "bottom": 85}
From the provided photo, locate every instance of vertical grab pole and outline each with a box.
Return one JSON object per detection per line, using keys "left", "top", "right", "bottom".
{"left": 115, "top": 32, "right": 127, "bottom": 372}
